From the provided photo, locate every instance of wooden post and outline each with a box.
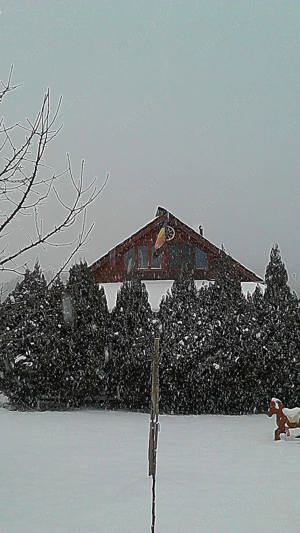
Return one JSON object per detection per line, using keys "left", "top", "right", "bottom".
{"left": 148, "top": 337, "right": 160, "bottom": 533}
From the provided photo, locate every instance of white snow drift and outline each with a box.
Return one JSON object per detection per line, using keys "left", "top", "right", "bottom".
{"left": 0, "top": 407, "right": 299, "bottom": 533}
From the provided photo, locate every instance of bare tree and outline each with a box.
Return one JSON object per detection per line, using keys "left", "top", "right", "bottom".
{"left": 0, "top": 68, "right": 108, "bottom": 281}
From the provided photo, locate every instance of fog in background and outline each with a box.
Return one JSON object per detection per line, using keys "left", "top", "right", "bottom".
{"left": 0, "top": 1, "right": 299, "bottom": 292}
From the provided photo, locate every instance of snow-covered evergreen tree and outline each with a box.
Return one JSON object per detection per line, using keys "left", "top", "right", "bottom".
{"left": 65, "top": 261, "right": 109, "bottom": 406}
{"left": 41, "top": 276, "right": 72, "bottom": 404}
{"left": 196, "top": 251, "right": 249, "bottom": 414}
{"left": 106, "top": 277, "right": 153, "bottom": 410}
{"left": 257, "top": 245, "right": 300, "bottom": 409}
{"left": 265, "top": 244, "right": 291, "bottom": 305}
{"left": 159, "top": 267, "right": 199, "bottom": 413}
{"left": 236, "top": 285, "right": 267, "bottom": 412}
{"left": 0, "top": 263, "right": 49, "bottom": 406}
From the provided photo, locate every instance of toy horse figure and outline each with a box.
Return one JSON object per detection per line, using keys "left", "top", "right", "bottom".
{"left": 267, "top": 397, "right": 300, "bottom": 441}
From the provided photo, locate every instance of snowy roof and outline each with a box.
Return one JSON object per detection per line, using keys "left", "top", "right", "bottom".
{"left": 100, "top": 280, "right": 265, "bottom": 312}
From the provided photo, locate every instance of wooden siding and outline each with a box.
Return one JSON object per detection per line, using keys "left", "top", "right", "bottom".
{"left": 90, "top": 210, "right": 262, "bottom": 283}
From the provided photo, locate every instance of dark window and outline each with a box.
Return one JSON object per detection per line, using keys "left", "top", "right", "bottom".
{"left": 170, "top": 243, "right": 195, "bottom": 269}
{"left": 138, "top": 246, "right": 149, "bottom": 268}
{"left": 182, "top": 243, "right": 194, "bottom": 267}
{"left": 195, "top": 247, "right": 208, "bottom": 269}
{"left": 169, "top": 244, "right": 181, "bottom": 269}
{"left": 151, "top": 246, "right": 162, "bottom": 268}
{"left": 169, "top": 242, "right": 207, "bottom": 270}
{"left": 124, "top": 248, "right": 135, "bottom": 274}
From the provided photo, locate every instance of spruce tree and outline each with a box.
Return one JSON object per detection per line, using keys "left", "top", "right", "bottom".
{"left": 0, "top": 263, "right": 49, "bottom": 407}
{"left": 42, "top": 276, "right": 72, "bottom": 405}
{"left": 65, "top": 261, "right": 108, "bottom": 406}
{"left": 159, "top": 266, "right": 199, "bottom": 413}
{"left": 196, "top": 251, "right": 248, "bottom": 414}
{"left": 265, "top": 244, "right": 291, "bottom": 305}
{"left": 106, "top": 277, "right": 153, "bottom": 410}
{"left": 238, "top": 285, "right": 266, "bottom": 413}
{"left": 258, "top": 245, "right": 300, "bottom": 409}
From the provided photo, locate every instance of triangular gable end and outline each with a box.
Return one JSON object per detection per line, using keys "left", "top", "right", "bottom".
{"left": 90, "top": 207, "right": 262, "bottom": 284}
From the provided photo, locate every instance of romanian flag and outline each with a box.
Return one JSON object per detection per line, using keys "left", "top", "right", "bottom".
{"left": 154, "top": 225, "right": 166, "bottom": 251}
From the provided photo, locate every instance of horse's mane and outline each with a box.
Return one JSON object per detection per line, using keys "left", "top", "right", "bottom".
{"left": 271, "top": 398, "right": 282, "bottom": 409}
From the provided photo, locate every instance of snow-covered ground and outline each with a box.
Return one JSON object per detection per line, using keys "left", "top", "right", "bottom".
{"left": 0, "top": 406, "right": 299, "bottom": 533}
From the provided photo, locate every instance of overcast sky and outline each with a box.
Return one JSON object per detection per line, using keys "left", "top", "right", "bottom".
{"left": 0, "top": 1, "right": 299, "bottom": 289}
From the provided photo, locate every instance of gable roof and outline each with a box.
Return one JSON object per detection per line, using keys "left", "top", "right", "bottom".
{"left": 90, "top": 206, "right": 262, "bottom": 282}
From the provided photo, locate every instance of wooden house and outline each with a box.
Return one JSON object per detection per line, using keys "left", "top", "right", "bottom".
{"left": 90, "top": 207, "right": 262, "bottom": 285}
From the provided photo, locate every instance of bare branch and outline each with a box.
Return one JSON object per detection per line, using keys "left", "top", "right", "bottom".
{"left": 47, "top": 212, "right": 94, "bottom": 287}
{"left": 0, "top": 69, "right": 109, "bottom": 277}
{"left": 0, "top": 66, "right": 19, "bottom": 103}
